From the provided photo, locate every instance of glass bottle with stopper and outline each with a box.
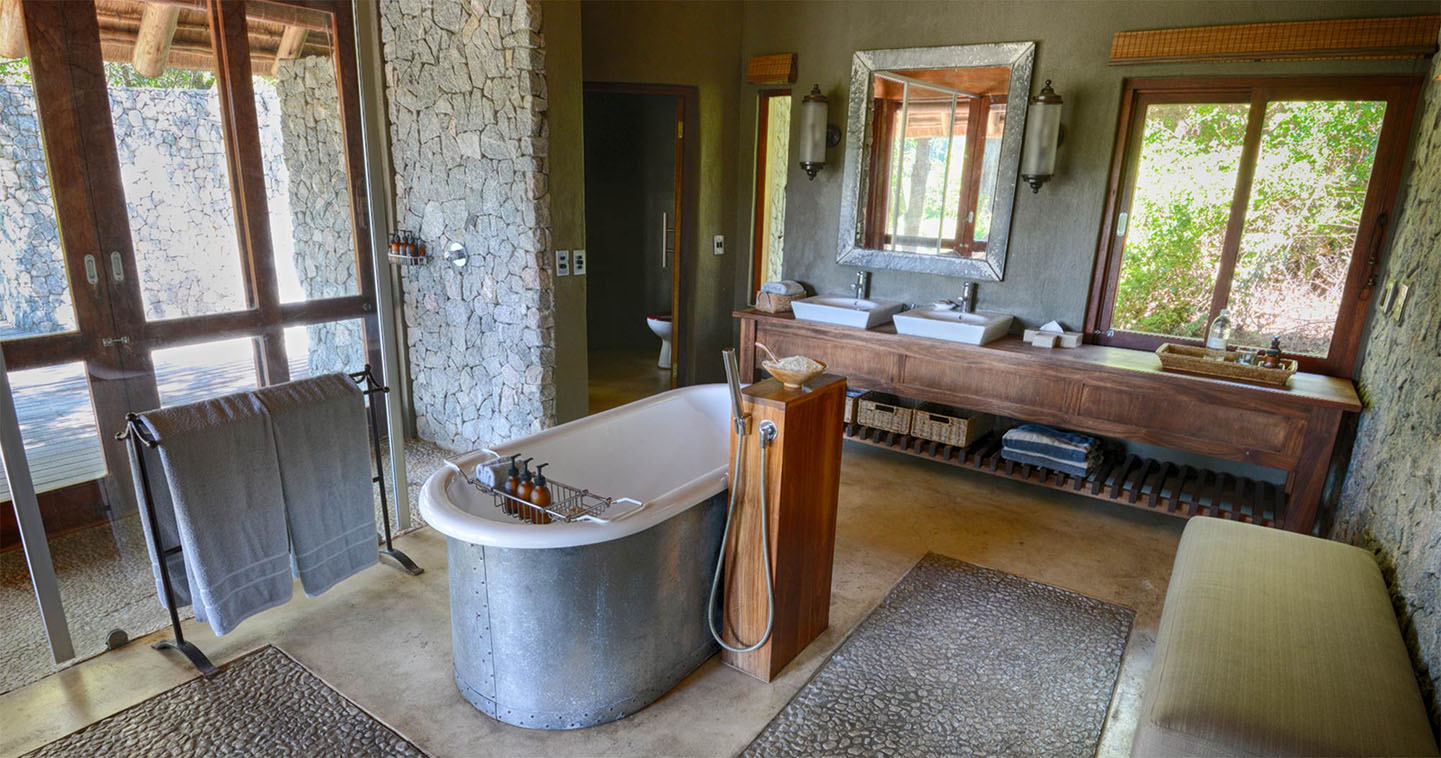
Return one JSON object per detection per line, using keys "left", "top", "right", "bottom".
{"left": 1205, "top": 309, "right": 1233, "bottom": 351}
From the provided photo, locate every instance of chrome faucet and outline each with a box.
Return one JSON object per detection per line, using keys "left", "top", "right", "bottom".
{"left": 959, "top": 282, "right": 976, "bottom": 313}
{"left": 853, "top": 271, "right": 871, "bottom": 300}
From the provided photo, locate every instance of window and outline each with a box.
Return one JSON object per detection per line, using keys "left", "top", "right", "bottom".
{"left": 752, "top": 89, "right": 791, "bottom": 292}
{"left": 1086, "top": 77, "right": 1419, "bottom": 376}
{"left": 863, "top": 68, "right": 1008, "bottom": 257}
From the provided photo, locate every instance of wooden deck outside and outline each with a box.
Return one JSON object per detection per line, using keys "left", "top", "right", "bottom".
{"left": 0, "top": 353, "right": 308, "bottom": 502}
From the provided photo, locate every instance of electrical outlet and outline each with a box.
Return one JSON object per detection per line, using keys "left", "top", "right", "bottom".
{"left": 555, "top": 250, "right": 570, "bottom": 277}
{"left": 713, "top": 235, "right": 725, "bottom": 256}
{"left": 572, "top": 249, "right": 587, "bottom": 276}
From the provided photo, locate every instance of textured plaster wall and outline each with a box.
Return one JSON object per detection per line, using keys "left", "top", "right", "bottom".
{"left": 542, "top": 0, "right": 588, "bottom": 423}
{"left": 579, "top": 0, "right": 744, "bottom": 383}
{"left": 381, "top": 0, "right": 555, "bottom": 450}
{"left": 1331, "top": 36, "right": 1441, "bottom": 727}
{"left": 737, "top": 0, "right": 1437, "bottom": 332}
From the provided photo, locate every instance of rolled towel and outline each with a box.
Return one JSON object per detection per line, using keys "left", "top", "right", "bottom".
{"left": 760, "top": 280, "right": 804, "bottom": 296}
{"left": 475, "top": 458, "right": 511, "bottom": 488}
{"left": 1002, "top": 424, "right": 1099, "bottom": 465}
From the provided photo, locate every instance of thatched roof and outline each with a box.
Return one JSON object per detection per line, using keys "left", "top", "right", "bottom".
{"left": 92, "top": 0, "right": 332, "bottom": 75}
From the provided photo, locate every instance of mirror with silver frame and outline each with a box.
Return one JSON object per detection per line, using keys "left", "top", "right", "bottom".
{"left": 837, "top": 42, "right": 1035, "bottom": 280}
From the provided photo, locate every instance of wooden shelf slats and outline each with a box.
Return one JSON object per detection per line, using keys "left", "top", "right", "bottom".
{"left": 842, "top": 425, "right": 1286, "bottom": 528}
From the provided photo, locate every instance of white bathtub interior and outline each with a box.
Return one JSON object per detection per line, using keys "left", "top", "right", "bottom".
{"left": 426, "top": 385, "right": 733, "bottom": 548}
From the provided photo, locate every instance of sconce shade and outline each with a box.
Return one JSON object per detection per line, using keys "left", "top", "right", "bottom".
{"left": 1021, "top": 79, "right": 1063, "bottom": 192}
{"left": 798, "top": 84, "right": 829, "bottom": 180}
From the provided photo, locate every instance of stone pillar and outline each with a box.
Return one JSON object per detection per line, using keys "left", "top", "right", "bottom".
{"left": 380, "top": 0, "right": 555, "bottom": 450}
{"left": 274, "top": 55, "right": 363, "bottom": 377}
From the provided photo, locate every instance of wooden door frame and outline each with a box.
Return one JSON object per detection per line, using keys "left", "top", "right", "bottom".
{"left": 751, "top": 88, "right": 790, "bottom": 296}
{"left": 582, "top": 81, "right": 699, "bottom": 387}
{"left": 3, "top": 0, "right": 381, "bottom": 516}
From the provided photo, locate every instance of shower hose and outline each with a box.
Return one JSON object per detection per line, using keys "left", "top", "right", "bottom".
{"left": 706, "top": 420, "right": 775, "bottom": 654}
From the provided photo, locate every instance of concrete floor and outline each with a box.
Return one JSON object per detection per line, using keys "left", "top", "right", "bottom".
{"left": 0, "top": 438, "right": 448, "bottom": 697}
{"left": 588, "top": 347, "right": 673, "bottom": 414}
{"left": 0, "top": 441, "right": 1184, "bottom": 758}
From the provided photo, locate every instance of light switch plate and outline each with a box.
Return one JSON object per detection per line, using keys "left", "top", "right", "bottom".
{"left": 572, "top": 249, "right": 587, "bottom": 276}
{"left": 555, "top": 249, "right": 570, "bottom": 277}
{"left": 713, "top": 235, "right": 725, "bottom": 256}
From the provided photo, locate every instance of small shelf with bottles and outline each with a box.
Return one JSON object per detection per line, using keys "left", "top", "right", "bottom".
{"left": 387, "top": 230, "right": 430, "bottom": 266}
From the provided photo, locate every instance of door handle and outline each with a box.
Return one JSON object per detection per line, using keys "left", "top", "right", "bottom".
{"left": 84, "top": 255, "right": 99, "bottom": 286}
{"left": 109, "top": 251, "right": 125, "bottom": 282}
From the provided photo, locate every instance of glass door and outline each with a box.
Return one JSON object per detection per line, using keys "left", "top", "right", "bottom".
{"left": 1, "top": 0, "right": 388, "bottom": 692}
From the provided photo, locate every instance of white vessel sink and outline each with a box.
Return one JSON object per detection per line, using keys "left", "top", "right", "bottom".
{"left": 893, "top": 307, "right": 1014, "bottom": 346}
{"left": 791, "top": 295, "right": 905, "bottom": 329}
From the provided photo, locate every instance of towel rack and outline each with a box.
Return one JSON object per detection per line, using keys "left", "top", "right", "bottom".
{"left": 349, "top": 365, "right": 423, "bottom": 577}
{"left": 117, "top": 365, "right": 420, "bottom": 676}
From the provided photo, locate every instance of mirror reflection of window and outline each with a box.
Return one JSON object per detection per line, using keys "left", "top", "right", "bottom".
{"left": 864, "top": 66, "right": 1008, "bottom": 258}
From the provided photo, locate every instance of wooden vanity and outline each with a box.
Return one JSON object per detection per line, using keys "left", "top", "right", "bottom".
{"left": 735, "top": 309, "right": 1362, "bottom": 533}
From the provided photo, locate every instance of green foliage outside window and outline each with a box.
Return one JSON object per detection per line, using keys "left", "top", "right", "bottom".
{"left": 1113, "top": 98, "right": 1383, "bottom": 356}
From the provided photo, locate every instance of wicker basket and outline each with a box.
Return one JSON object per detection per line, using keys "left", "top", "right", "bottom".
{"left": 755, "top": 291, "right": 801, "bottom": 313}
{"left": 1155, "top": 343, "right": 1297, "bottom": 387}
{"left": 856, "top": 391, "right": 916, "bottom": 435}
{"left": 911, "top": 402, "right": 993, "bottom": 447}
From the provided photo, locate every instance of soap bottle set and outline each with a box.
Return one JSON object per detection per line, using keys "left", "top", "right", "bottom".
{"left": 499, "top": 455, "right": 552, "bottom": 523}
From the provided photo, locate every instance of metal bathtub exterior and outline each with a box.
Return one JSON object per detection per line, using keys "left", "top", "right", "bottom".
{"left": 447, "top": 491, "right": 726, "bottom": 729}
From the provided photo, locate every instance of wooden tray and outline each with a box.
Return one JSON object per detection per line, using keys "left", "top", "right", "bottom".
{"left": 1155, "top": 343, "right": 1296, "bottom": 387}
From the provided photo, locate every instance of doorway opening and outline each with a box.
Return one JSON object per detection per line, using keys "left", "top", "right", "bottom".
{"left": 582, "top": 83, "right": 696, "bottom": 414}
{"left": 752, "top": 89, "right": 791, "bottom": 294}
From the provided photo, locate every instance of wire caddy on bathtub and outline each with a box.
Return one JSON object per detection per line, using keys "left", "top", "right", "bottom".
{"left": 458, "top": 452, "right": 646, "bottom": 524}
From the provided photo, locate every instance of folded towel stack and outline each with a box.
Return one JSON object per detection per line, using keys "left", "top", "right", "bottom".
{"left": 759, "top": 280, "right": 804, "bottom": 296}
{"left": 1000, "top": 423, "right": 1101, "bottom": 478}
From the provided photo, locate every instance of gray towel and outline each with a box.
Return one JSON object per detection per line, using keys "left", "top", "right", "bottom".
{"left": 137, "top": 392, "right": 292, "bottom": 636}
{"left": 127, "top": 442, "right": 192, "bottom": 609}
{"left": 254, "top": 373, "right": 376, "bottom": 597}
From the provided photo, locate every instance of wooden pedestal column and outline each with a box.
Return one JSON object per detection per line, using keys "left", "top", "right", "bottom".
{"left": 722, "top": 374, "right": 845, "bottom": 681}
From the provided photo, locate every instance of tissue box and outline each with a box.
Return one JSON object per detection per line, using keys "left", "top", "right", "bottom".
{"left": 1023, "top": 328, "right": 1082, "bottom": 348}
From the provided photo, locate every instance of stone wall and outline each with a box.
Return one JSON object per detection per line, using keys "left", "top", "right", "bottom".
{"left": 274, "top": 56, "right": 365, "bottom": 378}
{"left": 1330, "top": 36, "right": 1441, "bottom": 727}
{"left": 381, "top": 0, "right": 555, "bottom": 450}
{"left": 107, "top": 86, "right": 249, "bottom": 320}
{"left": 0, "top": 85, "right": 72, "bottom": 338}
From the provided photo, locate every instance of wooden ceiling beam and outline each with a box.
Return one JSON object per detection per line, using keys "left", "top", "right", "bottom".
{"left": 271, "top": 24, "right": 305, "bottom": 74}
{"left": 132, "top": 3, "right": 181, "bottom": 77}
{"left": 0, "top": 0, "right": 27, "bottom": 60}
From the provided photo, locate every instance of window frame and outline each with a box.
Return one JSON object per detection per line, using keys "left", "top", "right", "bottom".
{"left": 1085, "top": 75, "right": 1420, "bottom": 378}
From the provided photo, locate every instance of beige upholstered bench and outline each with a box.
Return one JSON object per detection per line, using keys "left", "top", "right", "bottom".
{"left": 1134, "top": 517, "right": 1439, "bottom": 756}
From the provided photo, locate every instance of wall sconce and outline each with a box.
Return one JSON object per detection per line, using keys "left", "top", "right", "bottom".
{"left": 798, "top": 84, "right": 840, "bottom": 180}
{"left": 1020, "top": 79, "right": 1064, "bottom": 193}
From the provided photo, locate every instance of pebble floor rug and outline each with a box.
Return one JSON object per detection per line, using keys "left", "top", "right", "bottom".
{"left": 23, "top": 645, "right": 426, "bottom": 757}
{"left": 746, "top": 553, "right": 1134, "bottom": 757}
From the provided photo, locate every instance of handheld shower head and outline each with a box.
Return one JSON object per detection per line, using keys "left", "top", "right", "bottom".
{"left": 722, "top": 348, "right": 749, "bottom": 435}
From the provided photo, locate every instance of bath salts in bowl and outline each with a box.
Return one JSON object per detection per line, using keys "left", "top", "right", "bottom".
{"left": 762, "top": 354, "right": 826, "bottom": 389}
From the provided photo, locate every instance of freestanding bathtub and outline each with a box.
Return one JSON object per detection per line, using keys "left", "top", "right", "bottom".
{"left": 420, "top": 384, "right": 733, "bottom": 729}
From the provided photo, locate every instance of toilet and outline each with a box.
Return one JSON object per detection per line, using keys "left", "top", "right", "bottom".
{"left": 645, "top": 314, "right": 672, "bottom": 369}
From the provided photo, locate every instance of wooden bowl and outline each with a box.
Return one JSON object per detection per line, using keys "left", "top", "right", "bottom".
{"left": 762, "top": 359, "right": 826, "bottom": 389}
